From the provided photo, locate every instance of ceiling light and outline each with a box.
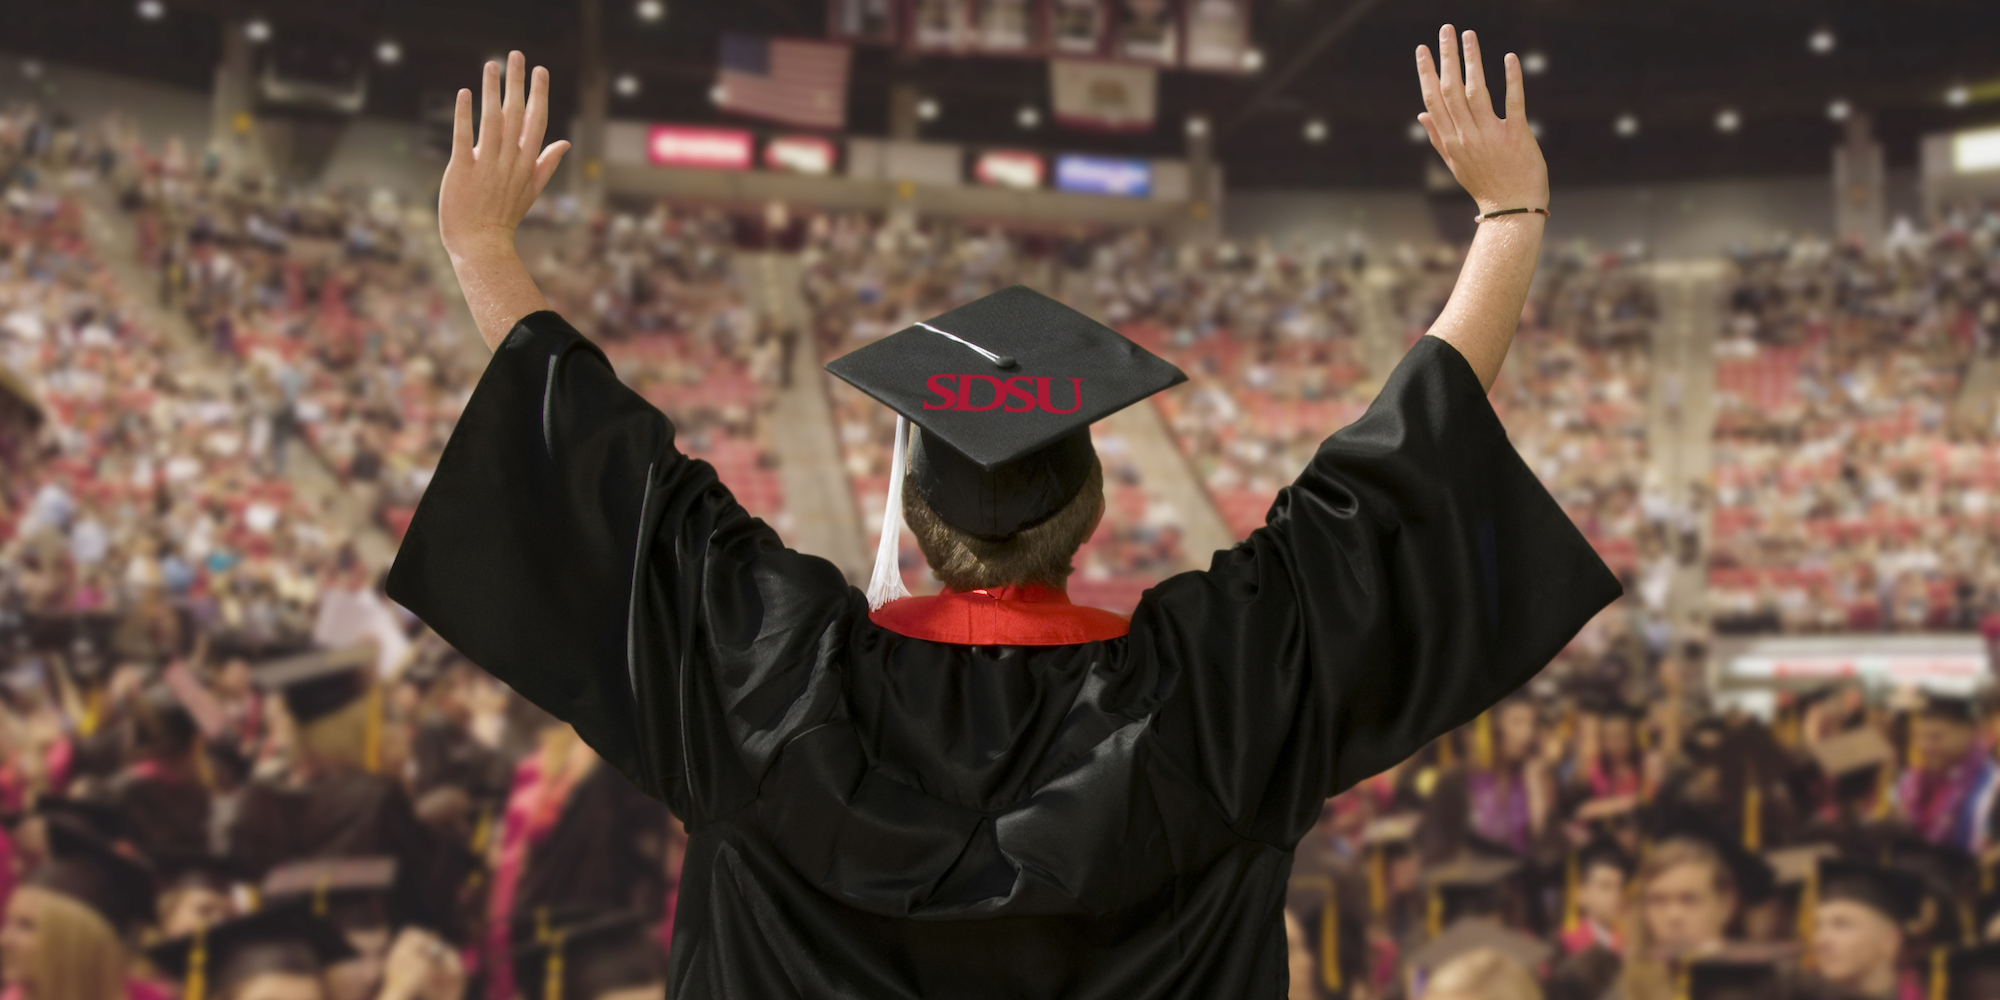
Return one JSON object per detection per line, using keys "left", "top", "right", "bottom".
{"left": 1241, "top": 48, "right": 1264, "bottom": 73}
{"left": 376, "top": 40, "right": 401, "bottom": 65}
{"left": 1827, "top": 98, "right": 1850, "bottom": 122}
{"left": 635, "top": 0, "right": 666, "bottom": 22}
{"left": 1408, "top": 119, "right": 1430, "bottom": 143}
{"left": 20, "top": 61, "right": 42, "bottom": 80}
{"left": 1304, "top": 118, "right": 1327, "bottom": 143}
{"left": 1522, "top": 50, "right": 1548, "bottom": 76}
{"left": 1809, "top": 27, "right": 1836, "bottom": 55}
{"left": 1528, "top": 120, "right": 1543, "bottom": 139}
{"left": 1947, "top": 85, "right": 1971, "bottom": 108}
{"left": 709, "top": 84, "right": 725, "bottom": 104}
{"left": 614, "top": 73, "right": 640, "bottom": 98}
{"left": 1186, "top": 115, "right": 1210, "bottom": 138}
{"left": 136, "top": 0, "right": 165, "bottom": 20}
{"left": 1716, "top": 107, "right": 1741, "bottom": 133}
{"left": 1016, "top": 105, "right": 1040, "bottom": 129}
{"left": 245, "top": 19, "right": 270, "bottom": 42}
{"left": 916, "top": 97, "right": 940, "bottom": 121}
{"left": 1614, "top": 113, "right": 1639, "bottom": 137}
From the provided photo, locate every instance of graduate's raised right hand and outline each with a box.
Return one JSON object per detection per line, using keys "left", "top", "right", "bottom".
{"left": 438, "top": 51, "right": 570, "bottom": 263}
{"left": 1415, "top": 25, "right": 1548, "bottom": 216}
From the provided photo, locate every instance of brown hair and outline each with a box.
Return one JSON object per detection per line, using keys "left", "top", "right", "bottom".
{"left": 1616, "top": 838, "right": 1738, "bottom": 1000}
{"left": 1424, "top": 947, "right": 1543, "bottom": 1000}
{"left": 903, "top": 457, "right": 1105, "bottom": 592}
{"left": 15, "top": 886, "right": 128, "bottom": 1000}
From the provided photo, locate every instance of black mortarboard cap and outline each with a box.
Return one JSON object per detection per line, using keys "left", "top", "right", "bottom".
{"left": 27, "top": 820, "right": 156, "bottom": 935}
{"left": 1648, "top": 809, "right": 1778, "bottom": 905}
{"left": 146, "top": 908, "right": 355, "bottom": 1000}
{"left": 1577, "top": 834, "right": 1634, "bottom": 878}
{"left": 261, "top": 856, "right": 397, "bottom": 932}
{"left": 1423, "top": 854, "right": 1523, "bottom": 924}
{"left": 1684, "top": 958, "right": 1784, "bottom": 1000}
{"left": 1919, "top": 693, "right": 1978, "bottom": 725}
{"left": 824, "top": 285, "right": 1186, "bottom": 539}
{"left": 156, "top": 852, "right": 245, "bottom": 897}
{"left": 253, "top": 646, "right": 374, "bottom": 725}
{"left": 509, "top": 911, "right": 665, "bottom": 1000}
{"left": 1811, "top": 728, "right": 1894, "bottom": 778}
{"left": 34, "top": 793, "right": 131, "bottom": 843}
{"left": 1818, "top": 857, "right": 1927, "bottom": 924}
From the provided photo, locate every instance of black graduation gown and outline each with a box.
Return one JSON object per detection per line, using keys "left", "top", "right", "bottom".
{"left": 386, "top": 312, "right": 1621, "bottom": 999}
{"left": 229, "top": 772, "right": 463, "bottom": 936}
{"left": 511, "top": 761, "right": 673, "bottom": 922}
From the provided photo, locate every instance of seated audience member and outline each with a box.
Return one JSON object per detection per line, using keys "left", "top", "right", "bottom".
{"left": 0, "top": 823, "right": 165, "bottom": 1000}
{"left": 509, "top": 913, "right": 665, "bottom": 1000}
{"left": 1418, "top": 945, "right": 1545, "bottom": 1000}
{"left": 1615, "top": 819, "right": 1772, "bottom": 1000}
{"left": 1805, "top": 858, "right": 1927, "bottom": 1000}
{"left": 145, "top": 909, "right": 354, "bottom": 1000}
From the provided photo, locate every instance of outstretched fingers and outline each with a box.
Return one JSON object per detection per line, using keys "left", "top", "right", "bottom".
{"left": 533, "top": 140, "right": 572, "bottom": 195}
{"left": 450, "top": 89, "right": 473, "bottom": 162}
{"left": 1462, "top": 30, "right": 1495, "bottom": 120}
{"left": 1504, "top": 51, "right": 1527, "bottom": 123}
{"left": 476, "top": 61, "right": 503, "bottom": 158}
{"left": 1416, "top": 45, "right": 1455, "bottom": 142}
{"left": 521, "top": 65, "right": 551, "bottom": 154}
{"left": 502, "top": 52, "right": 527, "bottom": 160}
{"left": 1435, "top": 24, "right": 1475, "bottom": 129}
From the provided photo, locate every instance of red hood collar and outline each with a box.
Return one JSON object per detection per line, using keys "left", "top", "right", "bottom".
{"left": 869, "top": 584, "right": 1131, "bottom": 646}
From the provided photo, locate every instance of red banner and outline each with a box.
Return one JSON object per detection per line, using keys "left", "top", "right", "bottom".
{"left": 646, "top": 126, "right": 753, "bottom": 170}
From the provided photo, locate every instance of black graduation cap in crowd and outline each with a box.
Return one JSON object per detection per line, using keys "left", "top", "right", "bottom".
{"left": 253, "top": 646, "right": 374, "bottom": 725}
{"left": 33, "top": 793, "right": 131, "bottom": 843}
{"left": 1818, "top": 856, "right": 1928, "bottom": 925}
{"left": 146, "top": 907, "right": 356, "bottom": 1000}
{"left": 509, "top": 911, "right": 666, "bottom": 1000}
{"left": 1648, "top": 809, "right": 1778, "bottom": 906}
{"left": 26, "top": 819, "right": 156, "bottom": 935}
{"left": 1423, "top": 854, "right": 1523, "bottom": 927}
{"left": 261, "top": 856, "right": 397, "bottom": 932}
{"left": 824, "top": 286, "right": 1186, "bottom": 604}
{"left": 1683, "top": 958, "right": 1784, "bottom": 1000}
{"left": 1918, "top": 692, "right": 1979, "bottom": 725}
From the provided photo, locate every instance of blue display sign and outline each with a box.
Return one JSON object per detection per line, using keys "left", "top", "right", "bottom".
{"left": 1053, "top": 155, "right": 1152, "bottom": 197}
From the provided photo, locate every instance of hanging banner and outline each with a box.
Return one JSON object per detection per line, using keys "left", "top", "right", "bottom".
{"left": 1183, "top": 0, "right": 1250, "bottom": 72}
{"left": 1054, "top": 154, "right": 1152, "bottom": 196}
{"left": 909, "top": 0, "right": 973, "bottom": 50}
{"left": 765, "top": 135, "right": 838, "bottom": 174}
{"left": 974, "top": 149, "right": 1046, "bottom": 188}
{"left": 972, "top": 0, "right": 1040, "bottom": 53}
{"left": 1048, "top": 58, "right": 1157, "bottom": 132}
{"left": 829, "top": 0, "right": 900, "bottom": 44}
{"left": 1048, "top": 0, "right": 1110, "bottom": 56}
{"left": 1114, "top": 0, "right": 1177, "bottom": 64}
{"left": 647, "top": 126, "right": 754, "bottom": 170}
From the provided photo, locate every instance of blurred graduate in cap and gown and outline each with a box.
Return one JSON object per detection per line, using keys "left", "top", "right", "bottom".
{"left": 393, "top": 29, "right": 1619, "bottom": 992}
{"left": 110, "top": 680, "right": 214, "bottom": 863}
{"left": 507, "top": 911, "right": 665, "bottom": 1000}
{"left": 0, "top": 820, "right": 171, "bottom": 1000}
{"left": 146, "top": 908, "right": 355, "bottom": 1000}
{"left": 227, "top": 648, "right": 459, "bottom": 938}
{"left": 1611, "top": 813, "right": 1779, "bottom": 1000}
{"left": 1797, "top": 857, "right": 1936, "bottom": 1000}
{"left": 1895, "top": 695, "right": 1999, "bottom": 854}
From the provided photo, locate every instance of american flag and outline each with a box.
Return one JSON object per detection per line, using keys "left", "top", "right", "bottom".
{"left": 716, "top": 34, "right": 851, "bottom": 131}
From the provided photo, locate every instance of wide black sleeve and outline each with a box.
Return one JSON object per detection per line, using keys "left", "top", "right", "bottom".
{"left": 1130, "top": 335, "right": 1622, "bottom": 847}
{"left": 385, "top": 312, "right": 854, "bottom": 819}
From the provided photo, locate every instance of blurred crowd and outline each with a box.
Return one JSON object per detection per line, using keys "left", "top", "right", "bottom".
{"left": 1708, "top": 217, "right": 2000, "bottom": 637}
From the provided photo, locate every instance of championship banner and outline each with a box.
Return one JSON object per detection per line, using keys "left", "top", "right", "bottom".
{"left": 1182, "top": 0, "right": 1250, "bottom": 72}
{"left": 909, "top": 0, "right": 972, "bottom": 51}
{"left": 1048, "top": 58, "right": 1157, "bottom": 132}
{"left": 1048, "top": 0, "right": 1110, "bottom": 55}
{"left": 829, "top": 0, "right": 899, "bottom": 44}
{"left": 1113, "top": 0, "right": 1177, "bottom": 65}
{"left": 972, "top": 0, "right": 1040, "bottom": 53}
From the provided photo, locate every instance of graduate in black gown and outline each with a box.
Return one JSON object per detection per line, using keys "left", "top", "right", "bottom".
{"left": 387, "top": 32, "right": 1617, "bottom": 999}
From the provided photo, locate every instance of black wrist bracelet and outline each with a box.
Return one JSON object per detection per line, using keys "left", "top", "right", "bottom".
{"left": 1474, "top": 207, "right": 1551, "bottom": 223}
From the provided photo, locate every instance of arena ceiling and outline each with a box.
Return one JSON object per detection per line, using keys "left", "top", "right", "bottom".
{"left": 4, "top": 0, "right": 2000, "bottom": 190}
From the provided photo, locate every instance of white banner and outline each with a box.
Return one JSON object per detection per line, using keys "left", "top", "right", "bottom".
{"left": 1048, "top": 58, "right": 1157, "bottom": 132}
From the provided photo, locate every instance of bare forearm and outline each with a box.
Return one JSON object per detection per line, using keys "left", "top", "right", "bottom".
{"left": 449, "top": 241, "right": 552, "bottom": 352}
{"left": 1425, "top": 213, "right": 1544, "bottom": 392}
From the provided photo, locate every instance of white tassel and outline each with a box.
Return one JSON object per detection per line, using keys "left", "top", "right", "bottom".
{"left": 866, "top": 415, "right": 914, "bottom": 610}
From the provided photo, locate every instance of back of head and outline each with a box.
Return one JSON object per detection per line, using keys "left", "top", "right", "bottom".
{"left": 1424, "top": 947, "right": 1543, "bottom": 1000}
{"left": 904, "top": 456, "right": 1103, "bottom": 592}
{"left": 16, "top": 886, "right": 128, "bottom": 1000}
